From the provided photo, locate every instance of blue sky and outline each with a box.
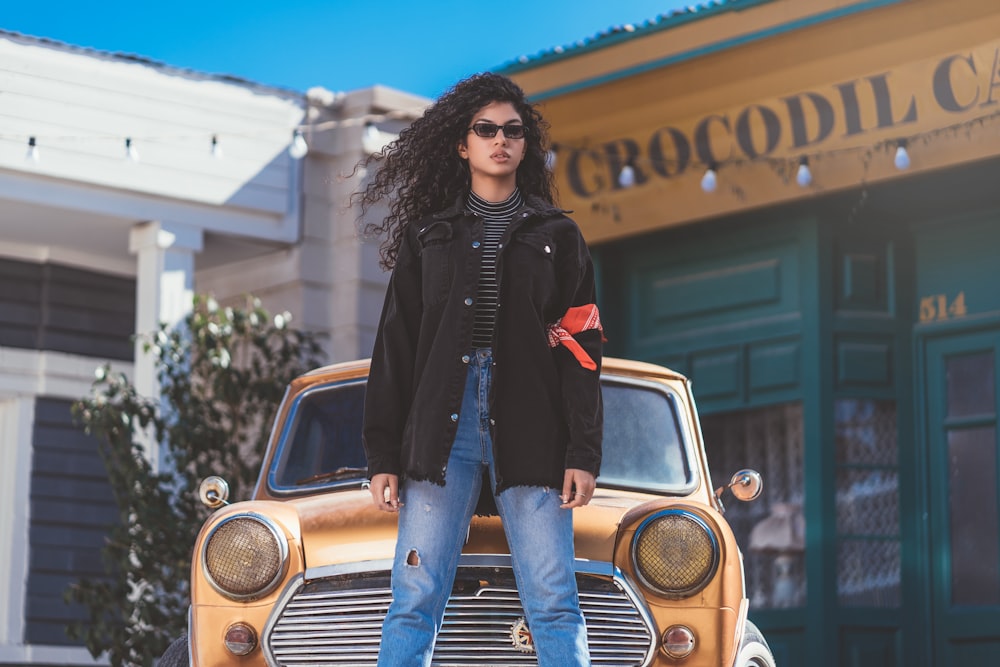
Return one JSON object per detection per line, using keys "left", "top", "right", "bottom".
{"left": 3, "top": 0, "right": 696, "bottom": 99}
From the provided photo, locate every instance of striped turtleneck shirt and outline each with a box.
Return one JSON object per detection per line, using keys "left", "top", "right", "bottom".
{"left": 467, "top": 188, "right": 524, "bottom": 348}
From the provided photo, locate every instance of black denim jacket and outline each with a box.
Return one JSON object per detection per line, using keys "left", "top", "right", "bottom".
{"left": 362, "top": 194, "right": 603, "bottom": 496}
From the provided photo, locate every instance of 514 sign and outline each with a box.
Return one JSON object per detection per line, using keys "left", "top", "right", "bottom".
{"left": 919, "top": 292, "right": 967, "bottom": 322}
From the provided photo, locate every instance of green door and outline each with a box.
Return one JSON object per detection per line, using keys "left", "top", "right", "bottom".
{"left": 923, "top": 330, "right": 1000, "bottom": 665}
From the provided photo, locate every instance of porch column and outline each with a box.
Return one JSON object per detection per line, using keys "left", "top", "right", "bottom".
{"left": 128, "top": 220, "right": 203, "bottom": 466}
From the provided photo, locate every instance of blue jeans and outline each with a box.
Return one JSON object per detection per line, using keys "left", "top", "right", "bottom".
{"left": 376, "top": 348, "right": 590, "bottom": 667}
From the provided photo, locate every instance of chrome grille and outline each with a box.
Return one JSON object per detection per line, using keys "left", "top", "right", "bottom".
{"left": 266, "top": 560, "right": 654, "bottom": 666}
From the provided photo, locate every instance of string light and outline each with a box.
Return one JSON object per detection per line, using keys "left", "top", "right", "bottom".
{"left": 362, "top": 122, "right": 381, "bottom": 154}
{"left": 7, "top": 105, "right": 995, "bottom": 193}
{"left": 5, "top": 104, "right": 427, "bottom": 170}
{"left": 795, "top": 157, "right": 812, "bottom": 187}
{"left": 125, "top": 137, "right": 139, "bottom": 162}
{"left": 288, "top": 129, "right": 308, "bottom": 159}
{"left": 618, "top": 161, "right": 636, "bottom": 188}
{"left": 26, "top": 136, "right": 39, "bottom": 163}
{"left": 894, "top": 140, "right": 910, "bottom": 170}
{"left": 544, "top": 106, "right": 1000, "bottom": 196}
{"left": 545, "top": 148, "right": 557, "bottom": 170}
{"left": 360, "top": 122, "right": 402, "bottom": 155}
{"left": 700, "top": 165, "right": 718, "bottom": 193}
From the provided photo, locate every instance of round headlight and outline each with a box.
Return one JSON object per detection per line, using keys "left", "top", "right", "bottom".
{"left": 632, "top": 509, "right": 719, "bottom": 598}
{"left": 203, "top": 513, "right": 288, "bottom": 600}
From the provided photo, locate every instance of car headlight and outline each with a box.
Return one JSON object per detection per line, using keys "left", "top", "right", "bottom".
{"left": 202, "top": 513, "right": 288, "bottom": 601}
{"left": 632, "top": 509, "right": 719, "bottom": 599}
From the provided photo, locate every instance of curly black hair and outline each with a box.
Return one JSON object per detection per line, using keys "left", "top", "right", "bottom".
{"left": 354, "top": 72, "right": 555, "bottom": 270}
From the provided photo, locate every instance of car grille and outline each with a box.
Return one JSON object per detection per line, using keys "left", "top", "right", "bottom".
{"left": 265, "top": 560, "right": 654, "bottom": 666}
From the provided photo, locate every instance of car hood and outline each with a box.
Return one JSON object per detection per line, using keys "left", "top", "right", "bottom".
{"left": 288, "top": 487, "right": 664, "bottom": 570}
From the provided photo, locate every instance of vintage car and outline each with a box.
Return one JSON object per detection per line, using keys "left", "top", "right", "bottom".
{"left": 164, "top": 357, "right": 775, "bottom": 666}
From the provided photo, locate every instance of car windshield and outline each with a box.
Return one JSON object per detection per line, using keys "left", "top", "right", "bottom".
{"left": 267, "top": 375, "right": 694, "bottom": 494}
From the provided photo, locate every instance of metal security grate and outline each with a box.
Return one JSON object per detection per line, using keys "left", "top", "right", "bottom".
{"left": 634, "top": 514, "right": 715, "bottom": 593}
{"left": 266, "top": 563, "right": 654, "bottom": 666}
{"left": 834, "top": 398, "right": 900, "bottom": 608}
{"left": 703, "top": 402, "right": 806, "bottom": 610}
{"left": 205, "top": 518, "right": 283, "bottom": 595}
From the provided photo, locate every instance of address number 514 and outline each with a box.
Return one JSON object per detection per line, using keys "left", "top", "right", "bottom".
{"left": 919, "top": 292, "right": 967, "bottom": 322}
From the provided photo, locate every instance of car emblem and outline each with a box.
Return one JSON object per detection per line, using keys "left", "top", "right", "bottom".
{"left": 510, "top": 617, "right": 535, "bottom": 653}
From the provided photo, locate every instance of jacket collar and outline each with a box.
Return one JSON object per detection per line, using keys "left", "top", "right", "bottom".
{"left": 430, "top": 192, "right": 565, "bottom": 221}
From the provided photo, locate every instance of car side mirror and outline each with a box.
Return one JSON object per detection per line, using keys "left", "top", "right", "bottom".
{"left": 716, "top": 469, "right": 764, "bottom": 503}
{"left": 199, "top": 476, "right": 231, "bottom": 509}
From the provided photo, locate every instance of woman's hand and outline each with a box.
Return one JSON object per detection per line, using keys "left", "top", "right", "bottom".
{"left": 560, "top": 468, "right": 596, "bottom": 509}
{"left": 369, "top": 473, "right": 401, "bottom": 512}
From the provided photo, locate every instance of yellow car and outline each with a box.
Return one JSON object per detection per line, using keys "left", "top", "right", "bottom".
{"left": 164, "top": 357, "right": 774, "bottom": 666}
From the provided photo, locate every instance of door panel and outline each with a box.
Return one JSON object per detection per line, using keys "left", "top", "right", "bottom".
{"left": 924, "top": 331, "right": 1000, "bottom": 665}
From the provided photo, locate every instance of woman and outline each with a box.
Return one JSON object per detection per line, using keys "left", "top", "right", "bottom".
{"left": 357, "top": 72, "right": 603, "bottom": 667}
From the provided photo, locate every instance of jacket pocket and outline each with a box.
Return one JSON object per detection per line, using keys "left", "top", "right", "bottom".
{"left": 417, "top": 221, "right": 453, "bottom": 307}
{"left": 506, "top": 231, "right": 558, "bottom": 308}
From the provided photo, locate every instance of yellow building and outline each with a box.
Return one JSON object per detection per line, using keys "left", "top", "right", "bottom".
{"left": 502, "top": 1, "right": 1000, "bottom": 665}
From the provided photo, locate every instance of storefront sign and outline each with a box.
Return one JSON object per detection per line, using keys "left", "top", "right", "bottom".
{"left": 560, "top": 38, "right": 1000, "bottom": 199}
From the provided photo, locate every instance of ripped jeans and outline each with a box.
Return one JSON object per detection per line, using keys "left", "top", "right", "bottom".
{"left": 376, "top": 348, "right": 590, "bottom": 667}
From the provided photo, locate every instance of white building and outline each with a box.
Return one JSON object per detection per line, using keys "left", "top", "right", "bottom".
{"left": 0, "top": 30, "right": 426, "bottom": 665}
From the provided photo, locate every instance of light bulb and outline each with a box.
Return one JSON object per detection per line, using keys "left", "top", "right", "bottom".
{"left": 618, "top": 164, "right": 636, "bottom": 188}
{"left": 26, "top": 136, "right": 39, "bottom": 163}
{"left": 700, "top": 167, "right": 717, "bottom": 193}
{"left": 796, "top": 158, "right": 811, "bottom": 187}
{"left": 894, "top": 144, "right": 910, "bottom": 170}
{"left": 361, "top": 123, "right": 398, "bottom": 155}
{"left": 288, "top": 129, "right": 308, "bottom": 159}
{"left": 211, "top": 135, "right": 223, "bottom": 159}
{"left": 362, "top": 122, "right": 382, "bottom": 154}
{"left": 126, "top": 137, "right": 139, "bottom": 162}
{"left": 545, "top": 149, "right": 557, "bottom": 171}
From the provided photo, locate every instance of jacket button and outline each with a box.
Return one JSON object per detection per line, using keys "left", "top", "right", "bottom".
{"left": 544, "top": 245, "right": 551, "bottom": 253}
{"left": 450, "top": 413, "right": 459, "bottom": 422}
{"left": 461, "top": 354, "right": 470, "bottom": 363}
{"left": 490, "top": 418, "right": 496, "bottom": 426}
{"left": 464, "top": 297, "right": 473, "bottom": 306}
{"left": 498, "top": 242, "right": 503, "bottom": 249}
{"left": 521, "top": 212, "right": 529, "bottom": 218}
{"left": 472, "top": 241, "right": 481, "bottom": 249}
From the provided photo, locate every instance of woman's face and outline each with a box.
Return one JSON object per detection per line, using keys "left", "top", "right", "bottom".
{"left": 458, "top": 101, "right": 527, "bottom": 196}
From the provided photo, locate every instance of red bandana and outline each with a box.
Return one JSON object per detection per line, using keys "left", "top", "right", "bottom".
{"left": 546, "top": 304, "right": 605, "bottom": 371}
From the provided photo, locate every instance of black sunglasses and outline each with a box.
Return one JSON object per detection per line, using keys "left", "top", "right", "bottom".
{"left": 468, "top": 122, "right": 528, "bottom": 139}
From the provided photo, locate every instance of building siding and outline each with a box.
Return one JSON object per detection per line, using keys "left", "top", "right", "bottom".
{"left": 0, "top": 258, "right": 135, "bottom": 361}
{"left": 0, "top": 31, "right": 304, "bottom": 219}
{"left": 26, "top": 397, "right": 116, "bottom": 646}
